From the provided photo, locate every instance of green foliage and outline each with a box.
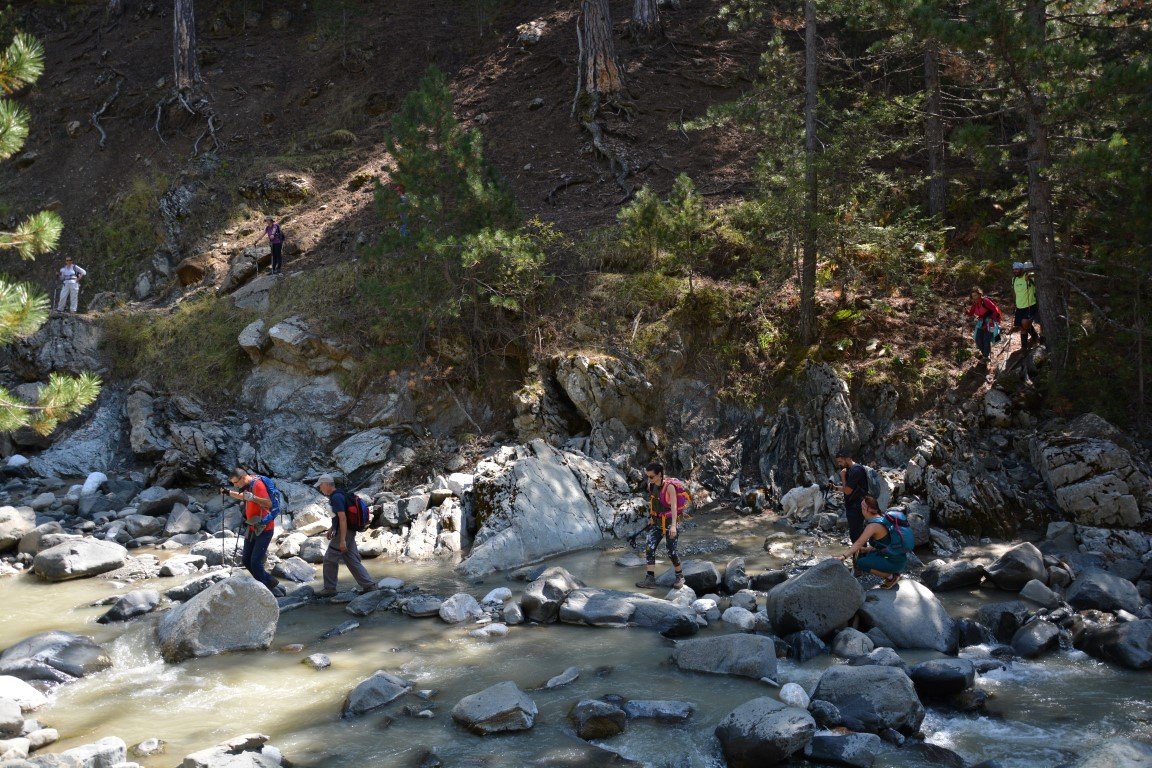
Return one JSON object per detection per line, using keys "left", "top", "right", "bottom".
{"left": 101, "top": 296, "right": 250, "bottom": 403}
{"left": 78, "top": 175, "right": 165, "bottom": 293}
{"left": 616, "top": 174, "right": 715, "bottom": 287}
{"left": 0, "top": 372, "right": 102, "bottom": 435}
{"left": 0, "top": 279, "right": 45, "bottom": 343}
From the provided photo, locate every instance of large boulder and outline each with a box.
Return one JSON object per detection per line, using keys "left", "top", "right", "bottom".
{"left": 1066, "top": 569, "right": 1143, "bottom": 614}
{"left": 984, "top": 543, "right": 1047, "bottom": 591}
{"left": 559, "top": 588, "right": 698, "bottom": 637}
{"left": 764, "top": 559, "right": 864, "bottom": 638}
{"left": 0, "top": 631, "right": 111, "bottom": 685}
{"left": 451, "top": 681, "right": 537, "bottom": 735}
{"left": 458, "top": 441, "right": 633, "bottom": 577}
{"left": 1076, "top": 620, "right": 1152, "bottom": 670}
{"left": 657, "top": 560, "right": 721, "bottom": 594}
{"left": 134, "top": 486, "right": 190, "bottom": 516}
{"left": 0, "top": 676, "right": 47, "bottom": 711}
{"left": 919, "top": 559, "right": 986, "bottom": 591}
{"left": 570, "top": 699, "right": 627, "bottom": 740}
{"left": 909, "top": 659, "right": 975, "bottom": 699}
{"left": 856, "top": 580, "right": 958, "bottom": 653}
{"left": 521, "top": 567, "right": 585, "bottom": 624}
{"left": 9, "top": 314, "right": 104, "bottom": 380}
{"left": 16, "top": 522, "right": 64, "bottom": 556}
{"left": 342, "top": 671, "right": 411, "bottom": 717}
{"left": 806, "top": 733, "right": 883, "bottom": 768}
{"left": 28, "top": 391, "right": 124, "bottom": 477}
{"left": 976, "top": 601, "right": 1033, "bottom": 643}
{"left": 97, "top": 589, "right": 161, "bottom": 624}
{"left": 0, "top": 507, "right": 36, "bottom": 552}
{"left": 810, "top": 665, "right": 925, "bottom": 733}
{"left": 723, "top": 557, "right": 751, "bottom": 594}
{"left": 58, "top": 736, "right": 127, "bottom": 768}
{"left": 32, "top": 539, "right": 128, "bottom": 581}
{"left": 332, "top": 429, "right": 392, "bottom": 476}
{"left": 714, "top": 697, "right": 815, "bottom": 768}
{"left": 156, "top": 573, "right": 279, "bottom": 663}
{"left": 1030, "top": 432, "right": 1149, "bottom": 527}
{"left": 1011, "top": 619, "right": 1061, "bottom": 659}
{"left": 671, "top": 634, "right": 778, "bottom": 681}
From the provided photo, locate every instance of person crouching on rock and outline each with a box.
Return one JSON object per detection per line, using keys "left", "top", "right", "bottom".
{"left": 840, "top": 496, "right": 907, "bottom": 589}
{"left": 315, "top": 473, "right": 376, "bottom": 597}
{"left": 226, "top": 467, "right": 282, "bottom": 595}
{"left": 635, "top": 462, "right": 686, "bottom": 591}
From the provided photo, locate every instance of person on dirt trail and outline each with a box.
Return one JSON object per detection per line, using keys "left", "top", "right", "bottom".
{"left": 1011, "top": 261, "right": 1042, "bottom": 351}
{"left": 263, "top": 215, "right": 285, "bottom": 274}
{"left": 226, "top": 467, "right": 282, "bottom": 595}
{"left": 840, "top": 495, "right": 909, "bottom": 589}
{"left": 828, "top": 449, "right": 870, "bottom": 548}
{"left": 315, "top": 473, "right": 377, "bottom": 597}
{"left": 635, "top": 462, "right": 686, "bottom": 591}
{"left": 389, "top": 182, "right": 410, "bottom": 238}
{"left": 965, "top": 286, "right": 1002, "bottom": 366}
{"left": 56, "top": 257, "right": 86, "bottom": 313}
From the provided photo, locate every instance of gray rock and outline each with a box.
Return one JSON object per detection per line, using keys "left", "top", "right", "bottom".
{"left": 1067, "top": 568, "right": 1143, "bottom": 614}
{"left": 764, "top": 559, "right": 864, "bottom": 638}
{"left": 165, "top": 571, "right": 229, "bottom": 602}
{"left": 976, "top": 601, "right": 1033, "bottom": 643}
{"left": 320, "top": 620, "right": 360, "bottom": 640}
{"left": 345, "top": 590, "right": 395, "bottom": 618}
{"left": 570, "top": 699, "right": 626, "bottom": 740}
{"left": 189, "top": 538, "right": 242, "bottom": 567}
{"left": 730, "top": 590, "right": 758, "bottom": 613}
{"left": 848, "top": 647, "right": 909, "bottom": 673}
{"left": 332, "top": 429, "right": 392, "bottom": 475}
{"left": 0, "top": 631, "right": 110, "bottom": 686}
{"left": 1020, "top": 579, "right": 1060, "bottom": 609}
{"left": 521, "top": 567, "right": 585, "bottom": 623}
{"left": 32, "top": 539, "right": 128, "bottom": 581}
{"left": 123, "top": 514, "right": 165, "bottom": 539}
{"left": 451, "top": 681, "right": 537, "bottom": 735}
{"left": 59, "top": 736, "right": 127, "bottom": 768}
{"left": 1068, "top": 738, "right": 1152, "bottom": 768}
{"left": 0, "top": 507, "right": 36, "bottom": 552}
{"left": 984, "top": 543, "right": 1048, "bottom": 591}
{"left": 559, "top": 588, "right": 699, "bottom": 637}
{"left": 714, "top": 697, "right": 816, "bottom": 768}
{"left": 238, "top": 319, "right": 268, "bottom": 363}
{"left": 342, "top": 671, "right": 411, "bottom": 717}
{"left": 1075, "top": 620, "right": 1152, "bottom": 670}
{"left": 402, "top": 596, "right": 444, "bottom": 618}
{"left": 439, "top": 593, "right": 483, "bottom": 624}
{"left": 0, "top": 697, "right": 22, "bottom": 738}
{"left": 919, "top": 559, "right": 986, "bottom": 591}
{"left": 751, "top": 570, "right": 789, "bottom": 591}
{"left": 303, "top": 653, "right": 330, "bottom": 670}
{"left": 544, "top": 666, "right": 580, "bottom": 689}
{"left": 1011, "top": 620, "right": 1061, "bottom": 659}
{"left": 0, "top": 676, "right": 46, "bottom": 711}
{"left": 657, "top": 560, "right": 720, "bottom": 594}
{"left": 724, "top": 557, "right": 751, "bottom": 594}
{"left": 298, "top": 537, "right": 327, "bottom": 564}
{"left": 272, "top": 557, "right": 314, "bottom": 584}
{"left": 623, "top": 699, "right": 694, "bottom": 723}
{"left": 156, "top": 573, "right": 279, "bottom": 663}
{"left": 857, "top": 580, "right": 957, "bottom": 652}
{"left": 1031, "top": 433, "right": 1147, "bottom": 527}
{"left": 831, "top": 627, "right": 875, "bottom": 659}
{"left": 96, "top": 589, "right": 160, "bottom": 623}
{"left": 785, "top": 630, "right": 829, "bottom": 663}
{"left": 722, "top": 606, "right": 757, "bottom": 631}
{"left": 671, "top": 634, "right": 778, "bottom": 681}
{"left": 133, "top": 487, "right": 189, "bottom": 517}
{"left": 806, "top": 733, "right": 882, "bottom": 768}
{"left": 909, "top": 659, "right": 975, "bottom": 698}
{"left": 164, "top": 505, "right": 202, "bottom": 536}
{"left": 16, "top": 522, "right": 64, "bottom": 556}
{"left": 810, "top": 665, "right": 925, "bottom": 733}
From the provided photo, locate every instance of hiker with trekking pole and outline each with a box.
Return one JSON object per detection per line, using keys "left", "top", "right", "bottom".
{"left": 223, "top": 467, "right": 284, "bottom": 595}
{"left": 55, "top": 257, "right": 86, "bottom": 314}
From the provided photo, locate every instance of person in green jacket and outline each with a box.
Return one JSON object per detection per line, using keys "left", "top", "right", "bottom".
{"left": 1012, "top": 261, "right": 1042, "bottom": 351}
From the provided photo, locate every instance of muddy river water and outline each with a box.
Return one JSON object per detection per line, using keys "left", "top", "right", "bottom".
{"left": 2, "top": 515, "right": 1150, "bottom": 767}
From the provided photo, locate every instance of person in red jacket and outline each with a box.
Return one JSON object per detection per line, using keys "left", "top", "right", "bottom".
{"left": 965, "top": 286, "right": 1001, "bottom": 366}
{"left": 225, "top": 467, "right": 282, "bottom": 594}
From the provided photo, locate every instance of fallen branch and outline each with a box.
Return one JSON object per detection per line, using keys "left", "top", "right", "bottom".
{"left": 544, "top": 175, "right": 591, "bottom": 205}
{"left": 90, "top": 76, "right": 123, "bottom": 149}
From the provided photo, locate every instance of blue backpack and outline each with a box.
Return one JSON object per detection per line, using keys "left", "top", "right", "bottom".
{"left": 250, "top": 475, "right": 287, "bottom": 527}
{"left": 878, "top": 512, "right": 916, "bottom": 555}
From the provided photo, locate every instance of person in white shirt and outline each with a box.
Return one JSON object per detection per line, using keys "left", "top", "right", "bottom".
{"left": 57, "top": 257, "right": 86, "bottom": 313}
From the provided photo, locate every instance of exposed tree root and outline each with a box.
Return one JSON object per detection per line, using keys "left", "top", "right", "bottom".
{"left": 90, "top": 76, "right": 123, "bottom": 149}
{"left": 154, "top": 88, "right": 222, "bottom": 155}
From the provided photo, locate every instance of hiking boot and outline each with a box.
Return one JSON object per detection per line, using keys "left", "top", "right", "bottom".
{"left": 672, "top": 575, "right": 686, "bottom": 590}
{"left": 634, "top": 573, "right": 657, "bottom": 589}
{"left": 314, "top": 589, "right": 338, "bottom": 598}
{"left": 271, "top": 585, "right": 287, "bottom": 598}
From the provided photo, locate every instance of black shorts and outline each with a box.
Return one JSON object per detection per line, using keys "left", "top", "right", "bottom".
{"left": 1014, "top": 305, "right": 1038, "bottom": 327}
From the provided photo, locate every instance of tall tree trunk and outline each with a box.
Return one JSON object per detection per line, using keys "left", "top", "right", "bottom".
{"left": 579, "top": 0, "right": 626, "bottom": 109}
{"left": 799, "top": 0, "right": 818, "bottom": 346}
{"left": 632, "top": 0, "right": 661, "bottom": 39}
{"left": 924, "top": 39, "right": 946, "bottom": 219}
{"left": 107, "top": 0, "right": 125, "bottom": 17}
{"left": 173, "top": 0, "right": 200, "bottom": 93}
{"left": 1021, "top": 0, "right": 1065, "bottom": 368}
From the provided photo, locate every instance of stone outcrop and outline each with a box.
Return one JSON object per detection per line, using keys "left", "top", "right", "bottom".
{"left": 9, "top": 314, "right": 104, "bottom": 380}
{"left": 156, "top": 573, "right": 279, "bottom": 663}
{"left": 32, "top": 539, "right": 128, "bottom": 581}
{"left": 764, "top": 559, "right": 864, "bottom": 638}
{"left": 856, "top": 580, "right": 958, "bottom": 653}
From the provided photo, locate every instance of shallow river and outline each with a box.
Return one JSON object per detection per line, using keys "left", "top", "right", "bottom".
{"left": 2, "top": 515, "right": 1150, "bottom": 767}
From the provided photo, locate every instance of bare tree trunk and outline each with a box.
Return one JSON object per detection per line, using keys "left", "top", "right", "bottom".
{"left": 107, "top": 0, "right": 125, "bottom": 17}
{"left": 1021, "top": 0, "right": 1065, "bottom": 368}
{"left": 173, "top": 0, "right": 200, "bottom": 93}
{"left": 799, "top": 0, "right": 818, "bottom": 346}
{"left": 924, "top": 39, "right": 946, "bottom": 219}
{"left": 632, "top": 0, "right": 661, "bottom": 39}
{"left": 580, "top": 0, "right": 626, "bottom": 108}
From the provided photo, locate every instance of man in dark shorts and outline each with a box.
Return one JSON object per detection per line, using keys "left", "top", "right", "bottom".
{"left": 1012, "top": 261, "right": 1041, "bottom": 350}
{"left": 829, "top": 450, "right": 869, "bottom": 545}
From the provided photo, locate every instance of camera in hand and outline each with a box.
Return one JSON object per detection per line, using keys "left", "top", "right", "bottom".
{"left": 219, "top": 487, "right": 231, "bottom": 496}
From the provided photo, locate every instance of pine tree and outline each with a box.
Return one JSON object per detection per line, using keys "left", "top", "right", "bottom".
{"left": 0, "top": 32, "right": 100, "bottom": 436}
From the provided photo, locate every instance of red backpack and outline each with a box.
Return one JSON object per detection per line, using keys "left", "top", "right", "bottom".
{"left": 651, "top": 478, "right": 692, "bottom": 519}
{"left": 340, "top": 491, "right": 371, "bottom": 532}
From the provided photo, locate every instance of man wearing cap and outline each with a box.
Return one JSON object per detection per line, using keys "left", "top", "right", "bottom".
{"left": 225, "top": 467, "right": 282, "bottom": 595}
{"left": 263, "top": 215, "right": 285, "bottom": 274}
{"left": 1012, "top": 261, "right": 1041, "bottom": 351}
{"left": 315, "top": 474, "right": 376, "bottom": 597}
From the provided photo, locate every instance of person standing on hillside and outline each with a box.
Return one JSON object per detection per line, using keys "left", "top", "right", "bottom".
{"left": 56, "top": 257, "right": 86, "bottom": 313}
{"left": 635, "top": 462, "right": 686, "bottom": 591}
{"left": 315, "top": 474, "right": 377, "bottom": 597}
{"left": 965, "top": 286, "right": 1002, "bottom": 367}
{"left": 1011, "top": 261, "right": 1042, "bottom": 351}
{"left": 263, "top": 215, "right": 285, "bottom": 275}
{"left": 828, "top": 450, "right": 870, "bottom": 546}
{"left": 225, "top": 467, "right": 282, "bottom": 595}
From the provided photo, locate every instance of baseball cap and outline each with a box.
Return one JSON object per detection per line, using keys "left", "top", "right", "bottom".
{"left": 315, "top": 473, "right": 335, "bottom": 487}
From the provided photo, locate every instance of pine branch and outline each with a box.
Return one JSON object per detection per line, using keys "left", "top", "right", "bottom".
{"left": 0, "top": 98, "right": 30, "bottom": 159}
{"left": 0, "top": 210, "right": 64, "bottom": 260}
{"left": 0, "top": 33, "right": 45, "bottom": 94}
{"left": 0, "top": 280, "right": 48, "bottom": 343}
